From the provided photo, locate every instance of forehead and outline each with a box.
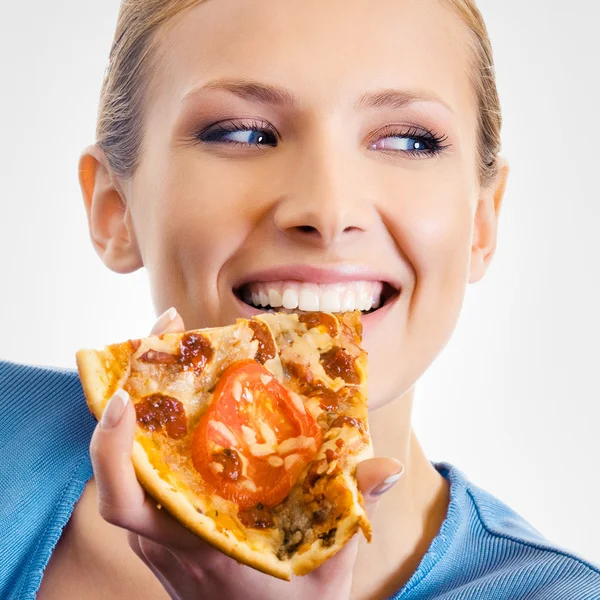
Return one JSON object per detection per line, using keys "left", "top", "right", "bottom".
{"left": 150, "top": 0, "right": 476, "bottom": 125}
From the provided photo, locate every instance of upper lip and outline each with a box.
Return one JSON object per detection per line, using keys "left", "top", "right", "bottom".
{"left": 232, "top": 264, "right": 402, "bottom": 291}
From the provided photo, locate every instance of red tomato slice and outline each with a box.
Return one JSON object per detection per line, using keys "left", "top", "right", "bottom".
{"left": 192, "top": 359, "right": 322, "bottom": 510}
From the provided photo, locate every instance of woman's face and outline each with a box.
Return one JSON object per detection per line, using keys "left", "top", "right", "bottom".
{"left": 99, "top": 0, "right": 504, "bottom": 411}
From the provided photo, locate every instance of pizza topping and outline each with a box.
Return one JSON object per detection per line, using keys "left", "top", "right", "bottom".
{"left": 320, "top": 347, "right": 360, "bottom": 384}
{"left": 283, "top": 453, "right": 303, "bottom": 471}
{"left": 241, "top": 424, "right": 257, "bottom": 445}
{"left": 325, "top": 448, "right": 340, "bottom": 462}
{"left": 192, "top": 360, "right": 323, "bottom": 510}
{"left": 313, "top": 507, "right": 330, "bottom": 524}
{"left": 232, "top": 380, "right": 243, "bottom": 402}
{"left": 134, "top": 332, "right": 213, "bottom": 374}
{"left": 240, "top": 479, "right": 258, "bottom": 492}
{"left": 267, "top": 455, "right": 284, "bottom": 467}
{"left": 276, "top": 435, "right": 316, "bottom": 454}
{"left": 248, "top": 320, "right": 276, "bottom": 364}
{"left": 284, "top": 360, "right": 322, "bottom": 394}
{"left": 238, "top": 503, "right": 275, "bottom": 529}
{"left": 138, "top": 350, "right": 178, "bottom": 364}
{"left": 288, "top": 391, "right": 306, "bottom": 414}
{"left": 209, "top": 420, "right": 239, "bottom": 447}
{"left": 341, "top": 311, "right": 364, "bottom": 343}
{"left": 249, "top": 442, "right": 276, "bottom": 457}
{"left": 309, "top": 388, "right": 341, "bottom": 412}
{"left": 302, "top": 458, "right": 328, "bottom": 492}
{"left": 318, "top": 527, "right": 338, "bottom": 547}
{"left": 180, "top": 332, "right": 214, "bottom": 373}
{"left": 298, "top": 312, "right": 338, "bottom": 337}
{"left": 135, "top": 394, "right": 187, "bottom": 439}
{"left": 305, "top": 397, "right": 326, "bottom": 421}
{"left": 211, "top": 448, "right": 243, "bottom": 481}
{"left": 330, "top": 415, "right": 367, "bottom": 435}
{"left": 209, "top": 462, "right": 225, "bottom": 475}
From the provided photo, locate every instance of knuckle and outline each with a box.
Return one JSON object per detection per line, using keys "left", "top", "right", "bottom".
{"left": 97, "top": 500, "right": 133, "bottom": 530}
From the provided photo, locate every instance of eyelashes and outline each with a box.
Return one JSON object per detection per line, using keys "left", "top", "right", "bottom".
{"left": 368, "top": 124, "right": 449, "bottom": 157}
{"left": 196, "top": 118, "right": 450, "bottom": 158}
{"left": 197, "top": 119, "right": 279, "bottom": 147}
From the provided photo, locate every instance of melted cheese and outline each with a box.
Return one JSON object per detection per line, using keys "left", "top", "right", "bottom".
{"left": 264, "top": 354, "right": 284, "bottom": 381}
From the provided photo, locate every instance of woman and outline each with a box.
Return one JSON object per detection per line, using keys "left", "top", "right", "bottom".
{"left": 1, "top": 0, "right": 599, "bottom": 598}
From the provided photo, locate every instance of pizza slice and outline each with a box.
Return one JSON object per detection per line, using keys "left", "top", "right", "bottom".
{"left": 76, "top": 310, "right": 373, "bottom": 580}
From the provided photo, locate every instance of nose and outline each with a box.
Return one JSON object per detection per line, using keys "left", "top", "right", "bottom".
{"left": 272, "top": 143, "right": 374, "bottom": 247}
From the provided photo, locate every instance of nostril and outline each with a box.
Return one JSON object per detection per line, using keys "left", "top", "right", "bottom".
{"left": 296, "top": 225, "right": 319, "bottom": 234}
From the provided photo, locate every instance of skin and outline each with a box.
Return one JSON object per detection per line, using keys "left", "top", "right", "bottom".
{"left": 47, "top": 0, "right": 509, "bottom": 598}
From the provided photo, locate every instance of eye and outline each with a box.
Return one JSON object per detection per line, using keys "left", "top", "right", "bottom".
{"left": 197, "top": 120, "right": 278, "bottom": 147}
{"left": 371, "top": 137, "right": 433, "bottom": 152}
{"left": 369, "top": 126, "right": 449, "bottom": 157}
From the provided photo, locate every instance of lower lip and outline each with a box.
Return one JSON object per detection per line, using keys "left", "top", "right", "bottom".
{"left": 231, "top": 290, "right": 400, "bottom": 333}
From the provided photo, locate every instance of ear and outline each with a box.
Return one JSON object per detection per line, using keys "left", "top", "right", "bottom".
{"left": 469, "top": 157, "right": 509, "bottom": 284}
{"left": 79, "top": 145, "right": 143, "bottom": 274}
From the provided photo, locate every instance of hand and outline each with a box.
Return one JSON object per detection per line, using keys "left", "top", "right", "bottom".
{"left": 89, "top": 308, "right": 405, "bottom": 600}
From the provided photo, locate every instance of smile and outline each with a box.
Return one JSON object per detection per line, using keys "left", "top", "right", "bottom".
{"left": 233, "top": 265, "right": 402, "bottom": 318}
{"left": 237, "top": 280, "right": 398, "bottom": 313}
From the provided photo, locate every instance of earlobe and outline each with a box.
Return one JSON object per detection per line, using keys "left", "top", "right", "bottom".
{"left": 468, "top": 158, "right": 510, "bottom": 284}
{"left": 78, "top": 146, "right": 143, "bottom": 274}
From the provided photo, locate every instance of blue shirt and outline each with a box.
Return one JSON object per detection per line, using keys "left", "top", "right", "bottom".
{"left": 1, "top": 359, "right": 599, "bottom": 599}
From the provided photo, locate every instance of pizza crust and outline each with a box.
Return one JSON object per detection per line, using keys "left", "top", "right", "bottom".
{"left": 75, "top": 312, "right": 372, "bottom": 580}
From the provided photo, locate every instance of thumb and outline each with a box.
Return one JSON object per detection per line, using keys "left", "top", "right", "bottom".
{"left": 150, "top": 306, "right": 186, "bottom": 336}
{"left": 356, "top": 457, "right": 405, "bottom": 517}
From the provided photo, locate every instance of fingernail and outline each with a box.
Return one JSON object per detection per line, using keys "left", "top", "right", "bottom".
{"left": 371, "top": 464, "right": 405, "bottom": 496}
{"left": 152, "top": 307, "right": 177, "bottom": 333}
{"left": 100, "top": 389, "right": 130, "bottom": 429}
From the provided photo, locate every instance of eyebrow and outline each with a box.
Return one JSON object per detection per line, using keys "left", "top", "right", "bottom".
{"left": 180, "top": 77, "right": 452, "bottom": 113}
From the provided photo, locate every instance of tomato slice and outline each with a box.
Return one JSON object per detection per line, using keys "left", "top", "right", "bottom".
{"left": 192, "top": 359, "right": 322, "bottom": 510}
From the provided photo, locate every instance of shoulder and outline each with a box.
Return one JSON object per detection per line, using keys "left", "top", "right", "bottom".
{"left": 0, "top": 357, "right": 96, "bottom": 457}
{"left": 0, "top": 359, "right": 96, "bottom": 599}
{"left": 0, "top": 358, "right": 85, "bottom": 407}
{"left": 438, "top": 463, "right": 600, "bottom": 600}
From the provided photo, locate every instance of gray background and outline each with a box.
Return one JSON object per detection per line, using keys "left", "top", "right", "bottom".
{"left": 1, "top": 1, "right": 599, "bottom": 564}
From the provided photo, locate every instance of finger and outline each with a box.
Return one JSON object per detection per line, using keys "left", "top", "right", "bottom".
{"left": 90, "top": 388, "right": 199, "bottom": 549}
{"left": 150, "top": 306, "right": 186, "bottom": 336}
{"left": 129, "top": 533, "right": 184, "bottom": 598}
{"left": 355, "top": 457, "right": 404, "bottom": 518}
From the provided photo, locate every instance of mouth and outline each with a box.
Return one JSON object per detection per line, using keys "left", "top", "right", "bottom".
{"left": 233, "top": 280, "right": 399, "bottom": 316}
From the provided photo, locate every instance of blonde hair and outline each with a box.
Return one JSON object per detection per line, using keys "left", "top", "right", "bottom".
{"left": 97, "top": 0, "right": 502, "bottom": 186}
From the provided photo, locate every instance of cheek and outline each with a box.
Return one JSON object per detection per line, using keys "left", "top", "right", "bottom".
{"left": 132, "top": 154, "right": 262, "bottom": 321}
{"left": 387, "top": 169, "right": 475, "bottom": 295}
{"left": 366, "top": 169, "right": 476, "bottom": 408}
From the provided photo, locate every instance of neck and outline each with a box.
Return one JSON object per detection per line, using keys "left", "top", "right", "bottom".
{"left": 351, "top": 387, "right": 450, "bottom": 600}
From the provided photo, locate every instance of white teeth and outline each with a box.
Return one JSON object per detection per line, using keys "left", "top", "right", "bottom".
{"left": 298, "top": 283, "right": 320, "bottom": 311}
{"left": 359, "top": 291, "right": 371, "bottom": 311}
{"left": 321, "top": 289, "right": 341, "bottom": 313}
{"left": 242, "top": 280, "right": 389, "bottom": 313}
{"left": 259, "top": 290, "right": 269, "bottom": 307}
{"left": 340, "top": 291, "right": 355, "bottom": 312}
{"left": 268, "top": 287, "right": 283, "bottom": 308}
{"left": 282, "top": 283, "right": 300, "bottom": 309}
